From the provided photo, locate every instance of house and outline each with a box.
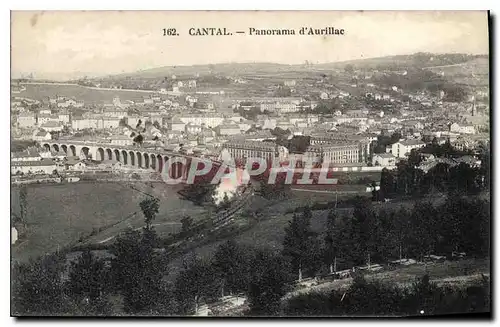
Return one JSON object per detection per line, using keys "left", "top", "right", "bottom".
{"left": 403, "top": 120, "right": 424, "bottom": 130}
{"left": 58, "top": 111, "right": 71, "bottom": 124}
{"left": 40, "top": 149, "right": 67, "bottom": 161}
{"left": 372, "top": 153, "right": 396, "bottom": 166}
{"left": 11, "top": 148, "right": 42, "bottom": 162}
{"left": 450, "top": 123, "right": 476, "bottom": 135}
{"left": 37, "top": 114, "right": 59, "bottom": 126}
{"left": 40, "top": 121, "right": 63, "bottom": 132}
{"left": 216, "top": 123, "right": 241, "bottom": 136}
{"left": 170, "top": 117, "right": 187, "bottom": 132}
{"left": 391, "top": 139, "right": 426, "bottom": 158}
{"left": 98, "top": 159, "right": 124, "bottom": 171}
{"left": 17, "top": 113, "right": 36, "bottom": 128}
{"left": 102, "top": 117, "right": 121, "bottom": 129}
{"left": 111, "top": 135, "right": 134, "bottom": 146}
{"left": 33, "top": 130, "right": 52, "bottom": 142}
{"left": 11, "top": 158, "right": 57, "bottom": 175}
{"left": 185, "top": 123, "right": 202, "bottom": 134}
{"left": 65, "top": 157, "right": 87, "bottom": 171}
{"left": 102, "top": 107, "right": 128, "bottom": 118}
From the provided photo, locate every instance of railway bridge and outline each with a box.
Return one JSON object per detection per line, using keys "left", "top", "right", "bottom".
{"left": 40, "top": 140, "right": 217, "bottom": 179}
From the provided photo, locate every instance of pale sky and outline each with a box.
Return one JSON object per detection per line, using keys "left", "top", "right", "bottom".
{"left": 11, "top": 11, "right": 489, "bottom": 80}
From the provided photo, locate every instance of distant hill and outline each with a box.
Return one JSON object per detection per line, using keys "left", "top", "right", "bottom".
{"left": 103, "top": 62, "right": 296, "bottom": 80}
{"left": 86, "top": 52, "right": 489, "bottom": 81}
{"left": 314, "top": 52, "right": 489, "bottom": 71}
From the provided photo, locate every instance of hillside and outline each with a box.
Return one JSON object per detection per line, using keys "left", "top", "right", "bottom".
{"left": 91, "top": 53, "right": 488, "bottom": 81}
{"left": 315, "top": 53, "right": 489, "bottom": 71}
{"left": 101, "top": 62, "right": 297, "bottom": 80}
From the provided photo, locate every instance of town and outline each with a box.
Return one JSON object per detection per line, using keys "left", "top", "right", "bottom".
{"left": 11, "top": 52, "right": 491, "bottom": 317}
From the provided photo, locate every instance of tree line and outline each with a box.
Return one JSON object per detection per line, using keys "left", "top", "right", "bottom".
{"left": 12, "top": 191, "right": 490, "bottom": 316}
{"left": 378, "top": 142, "right": 490, "bottom": 199}
{"left": 285, "top": 273, "right": 490, "bottom": 316}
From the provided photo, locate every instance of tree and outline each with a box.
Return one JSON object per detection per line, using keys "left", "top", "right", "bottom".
{"left": 345, "top": 198, "right": 376, "bottom": 266}
{"left": 212, "top": 240, "right": 254, "bottom": 297}
{"left": 407, "top": 201, "right": 439, "bottom": 260}
{"left": 282, "top": 207, "right": 322, "bottom": 280}
{"left": 247, "top": 249, "right": 290, "bottom": 316}
{"left": 133, "top": 134, "right": 144, "bottom": 146}
{"left": 139, "top": 197, "right": 160, "bottom": 231}
{"left": 110, "top": 229, "right": 170, "bottom": 315}
{"left": 153, "top": 121, "right": 161, "bottom": 130}
{"left": 66, "top": 250, "right": 112, "bottom": 315}
{"left": 344, "top": 64, "right": 354, "bottom": 74}
{"left": 323, "top": 210, "right": 344, "bottom": 274}
{"left": 18, "top": 185, "right": 28, "bottom": 229}
{"left": 12, "top": 253, "right": 69, "bottom": 315}
{"left": 180, "top": 215, "right": 194, "bottom": 234}
{"left": 175, "top": 256, "right": 220, "bottom": 315}
{"left": 380, "top": 168, "right": 395, "bottom": 197}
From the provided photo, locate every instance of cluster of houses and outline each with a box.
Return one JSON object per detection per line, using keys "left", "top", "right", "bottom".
{"left": 11, "top": 146, "right": 127, "bottom": 177}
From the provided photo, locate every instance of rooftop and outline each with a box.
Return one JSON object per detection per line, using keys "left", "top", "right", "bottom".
{"left": 11, "top": 158, "right": 56, "bottom": 167}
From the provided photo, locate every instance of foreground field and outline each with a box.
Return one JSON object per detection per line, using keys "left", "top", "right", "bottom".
{"left": 11, "top": 182, "right": 204, "bottom": 263}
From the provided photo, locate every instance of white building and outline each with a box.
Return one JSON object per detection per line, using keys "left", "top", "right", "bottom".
{"left": 391, "top": 140, "right": 426, "bottom": 158}
{"left": 11, "top": 158, "right": 57, "bottom": 175}
{"left": 17, "top": 113, "right": 36, "bottom": 128}
{"left": 37, "top": 114, "right": 59, "bottom": 126}
{"left": 372, "top": 153, "right": 396, "bottom": 166}
{"left": 103, "top": 117, "right": 121, "bottom": 129}
{"left": 33, "top": 130, "right": 52, "bottom": 142}
{"left": 111, "top": 135, "right": 134, "bottom": 146}
{"left": 185, "top": 123, "right": 202, "bottom": 134}
{"left": 40, "top": 121, "right": 63, "bottom": 132}
{"left": 450, "top": 123, "right": 476, "bottom": 135}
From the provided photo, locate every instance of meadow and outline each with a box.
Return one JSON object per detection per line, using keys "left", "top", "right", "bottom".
{"left": 11, "top": 182, "right": 204, "bottom": 263}
{"left": 20, "top": 83, "right": 154, "bottom": 104}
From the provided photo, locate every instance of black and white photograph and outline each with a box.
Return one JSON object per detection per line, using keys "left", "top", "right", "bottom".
{"left": 9, "top": 10, "right": 491, "bottom": 318}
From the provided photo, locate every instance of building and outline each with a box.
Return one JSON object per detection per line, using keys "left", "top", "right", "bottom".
{"left": 305, "top": 143, "right": 364, "bottom": 164}
{"left": 39, "top": 108, "right": 52, "bottom": 115}
{"left": 127, "top": 115, "right": 144, "bottom": 128}
{"left": 102, "top": 107, "right": 128, "bottom": 118}
{"left": 215, "top": 123, "right": 241, "bottom": 136}
{"left": 17, "top": 113, "right": 36, "bottom": 128}
{"left": 40, "top": 121, "right": 63, "bottom": 132}
{"left": 71, "top": 116, "right": 105, "bottom": 130}
{"left": 390, "top": 139, "right": 426, "bottom": 158}
{"left": 102, "top": 117, "right": 121, "bottom": 129}
{"left": 223, "top": 140, "right": 283, "bottom": 162}
{"left": 65, "top": 157, "right": 87, "bottom": 171}
{"left": 169, "top": 117, "right": 187, "bottom": 132}
{"left": 450, "top": 123, "right": 476, "bottom": 135}
{"left": 372, "top": 153, "right": 396, "bottom": 166}
{"left": 260, "top": 102, "right": 299, "bottom": 113}
{"left": 11, "top": 158, "right": 57, "bottom": 175}
{"left": 11, "top": 148, "right": 42, "bottom": 162}
{"left": 37, "top": 114, "right": 59, "bottom": 126}
{"left": 33, "top": 131, "right": 52, "bottom": 142}
{"left": 177, "top": 113, "right": 225, "bottom": 128}
{"left": 58, "top": 111, "right": 71, "bottom": 124}
{"left": 111, "top": 135, "right": 134, "bottom": 146}
{"left": 185, "top": 123, "right": 202, "bottom": 134}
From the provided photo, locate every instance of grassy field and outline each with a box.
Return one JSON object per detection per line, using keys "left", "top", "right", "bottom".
{"left": 11, "top": 182, "right": 204, "bottom": 263}
{"left": 19, "top": 83, "right": 154, "bottom": 105}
